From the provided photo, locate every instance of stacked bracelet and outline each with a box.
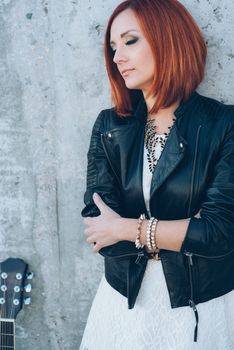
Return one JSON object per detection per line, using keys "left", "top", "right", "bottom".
{"left": 135, "top": 214, "right": 160, "bottom": 258}
{"left": 146, "top": 217, "right": 154, "bottom": 250}
{"left": 146, "top": 217, "right": 160, "bottom": 252}
{"left": 151, "top": 218, "right": 158, "bottom": 250}
{"left": 135, "top": 213, "right": 145, "bottom": 249}
{"left": 154, "top": 219, "right": 160, "bottom": 253}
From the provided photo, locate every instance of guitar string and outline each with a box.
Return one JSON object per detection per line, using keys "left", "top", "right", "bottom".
{"left": 0, "top": 272, "right": 21, "bottom": 350}
{"left": 2, "top": 275, "right": 4, "bottom": 350}
{"left": 3, "top": 276, "right": 5, "bottom": 349}
{"left": 4, "top": 276, "right": 7, "bottom": 348}
{"left": 0, "top": 274, "right": 2, "bottom": 349}
{"left": 5, "top": 275, "right": 15, "bottom": 349}
{"left": 9, "top": 281, "right": 16, "bottom": 349}
{"left": 0, "top": 272, "right": 2, "bottom": 350}
{"left": 1, "top": 277, "right": 12, "bottom": 350}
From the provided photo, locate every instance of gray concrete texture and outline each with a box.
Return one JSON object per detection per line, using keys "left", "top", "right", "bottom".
{"left": 0, "top": 0, "right": 233, "bottom": 349}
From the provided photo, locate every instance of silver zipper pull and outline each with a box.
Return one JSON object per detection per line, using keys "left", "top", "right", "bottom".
{"left": 189, "top": 299, "right": 197, "bottom": 311}
{"left": 135, "top": 252, "right": 144, "bottom": 264}
{"left": 184, "top": 251, "right": 193, "bottom": 265}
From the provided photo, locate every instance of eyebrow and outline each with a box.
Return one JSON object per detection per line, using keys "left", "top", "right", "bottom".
{"left": 110, "top": 29, "right": 139, "bottom": 46}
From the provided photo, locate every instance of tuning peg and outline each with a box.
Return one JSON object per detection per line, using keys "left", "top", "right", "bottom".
{"left": 1, "top": 272, "right": 7, "bottom": 279}
{"left": 26, "top": 272, "right": 34, "bottom": 280}
{"left": 24, "top": 297, "right": 31, "bottom": 305}
{"left": 24, "top": 284, "right": 32, "bottom": 293}
{"left": 13, "top": 299, "right": 19, "bottom": 306}
{"left": 1, "top": 285, "right": 7, "bottom": 292}
{"left": 16, "top": 273, "right": 22, "bottom": 280}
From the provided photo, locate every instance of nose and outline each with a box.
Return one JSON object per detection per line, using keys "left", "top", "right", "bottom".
{"left": 113, "top": 48, "right": 128, "bottom": 65}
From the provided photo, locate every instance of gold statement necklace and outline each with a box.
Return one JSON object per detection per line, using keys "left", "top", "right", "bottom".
{"left": 144, "top": 116, "right": 176, "bottom": 173}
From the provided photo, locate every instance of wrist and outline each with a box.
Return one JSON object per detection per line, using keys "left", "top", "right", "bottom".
{"left": 117, "top": 217, "right": 138, "bottom": 242}
{"left": 139, "top": 219, "right": 148, "bottom": 246}
{"left": 117, "top": 217, "right": 157, "bottom": 253}
{"left": 117, "top": 217, "right": 150, "bottom": 247}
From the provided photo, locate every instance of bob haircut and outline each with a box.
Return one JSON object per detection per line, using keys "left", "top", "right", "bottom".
{"left": 104, "top": 0, "right": 207, "bottom": 117}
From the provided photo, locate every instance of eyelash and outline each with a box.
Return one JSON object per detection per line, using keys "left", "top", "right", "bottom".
{"left": 111, "top": 38, "right": 138, "bottom": 53}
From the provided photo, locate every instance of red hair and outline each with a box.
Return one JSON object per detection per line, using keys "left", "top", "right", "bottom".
{"left": 104, "top": 0, "right": 207, "bottom": 117}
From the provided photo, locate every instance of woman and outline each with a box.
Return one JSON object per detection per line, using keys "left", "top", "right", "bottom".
{"left": 80, "top": 0, "right": 234, "bottom": 349}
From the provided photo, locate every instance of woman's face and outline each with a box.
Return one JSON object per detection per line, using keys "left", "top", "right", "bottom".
{"left": 110, "top": 8, "right": 155, "bottom": 94}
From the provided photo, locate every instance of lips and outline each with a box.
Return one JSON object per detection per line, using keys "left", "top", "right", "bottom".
{"left": 121, "top": 69, "right": 135, "bottom": 75}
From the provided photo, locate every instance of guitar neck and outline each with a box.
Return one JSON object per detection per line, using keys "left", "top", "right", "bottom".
{"left": 0, "top": 319, "right": 15, "bottom": 350}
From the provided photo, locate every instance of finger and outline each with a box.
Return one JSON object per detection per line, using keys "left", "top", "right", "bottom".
{"left": 84, "top": 228, "right": 93, "bottom": 236}
{"left": 93, "top": 193, "right": 109, "bottom": 214}
{"left": 83, "top": 217, "right": 91, "bottom": 225}
{"left": 83, "top": 217, "right": 97, "bottom": 228}
{"left": 86, "top": 235, "right": 95, "bottom": 244}
{"left": 92, "top": 241, "right": 101, "bottom": 253}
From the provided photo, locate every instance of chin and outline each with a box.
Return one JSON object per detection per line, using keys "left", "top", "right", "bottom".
{"left": 124, "top": 81, "right": 142, "bottom": 90}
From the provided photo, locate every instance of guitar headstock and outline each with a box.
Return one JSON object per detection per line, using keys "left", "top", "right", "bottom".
{"left": 0, "top": 258, "right": 33, "bottom": 320}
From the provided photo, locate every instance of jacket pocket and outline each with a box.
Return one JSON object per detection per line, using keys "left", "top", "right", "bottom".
{"left": 185, "top": 249, "right": 234, "bottom": 303}
{"left": 99, "top": 245, "right": 146, "bottom": 264}
{"left": 184, "top": 251, "right": 200, "bottom": 342}
{"left": 184, "top": 251, "right": 199, "bottom": 304}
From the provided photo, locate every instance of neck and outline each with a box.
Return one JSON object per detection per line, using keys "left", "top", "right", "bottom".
{"left": 143, "top": 93, "right": 181, "bottom": 121}
{"left": 0, "top": 319, "right": 15, "bottom": 350}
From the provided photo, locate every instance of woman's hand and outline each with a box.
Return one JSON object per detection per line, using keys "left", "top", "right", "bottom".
{"left": 83, "top": 192, "right": 122, "bottom": 253}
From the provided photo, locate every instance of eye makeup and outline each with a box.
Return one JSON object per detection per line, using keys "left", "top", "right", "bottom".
{"left": 110, "top": 37, "right": 139, "bottom": 52}
{"left": 126, "top": 38, "right": 138, "bottom": 46}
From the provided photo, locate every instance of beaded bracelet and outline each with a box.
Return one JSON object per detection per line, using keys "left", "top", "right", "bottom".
{"left": 154, "top": 219, "right": 160, "bottom": 252}
{"left": 146, "top": 217, "right": 155, "bottom": 250}
{"left": 153, "top": 219, "right": 161, "bottom": 260}
{"left": 150, "top": 218, "right": 158, "bottom": 250}
{"left": 135, "top": 213, "right": 145, "bottom": 249}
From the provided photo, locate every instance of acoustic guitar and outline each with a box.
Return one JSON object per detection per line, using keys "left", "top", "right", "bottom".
{"left": 0, "top": 258, "right": 33, "bottom": 350}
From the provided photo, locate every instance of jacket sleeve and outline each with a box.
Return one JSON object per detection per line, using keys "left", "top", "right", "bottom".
{"left": 81, "top": 110, "right": 139, "bottom": 257}
{"left": 81, "top": 110, "right": 123, "bottom": 219}
{"left": 180, "top": 117, "right": 234, "bottom": 257}
{"left": 81, "top": 111, "right": 142, "bottom": 257}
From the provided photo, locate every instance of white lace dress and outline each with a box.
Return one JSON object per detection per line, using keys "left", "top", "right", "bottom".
{"left": 79, "top": 134, "right": 234, "bottom": 350}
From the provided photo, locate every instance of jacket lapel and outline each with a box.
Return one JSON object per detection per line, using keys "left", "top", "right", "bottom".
{"left": 150, "top": 124, "right": 187, "bottom": 199}
{"left": 128, "top": 94, "right": 187, "bottom": 201}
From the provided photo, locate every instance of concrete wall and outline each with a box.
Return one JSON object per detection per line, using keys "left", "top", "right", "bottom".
{"left": 0, "top": 0, "right": 233, "bottom": 349}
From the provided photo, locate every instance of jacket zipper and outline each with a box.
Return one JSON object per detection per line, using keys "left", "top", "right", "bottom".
{"left": 184, "top": 249, "right": 234, "bottom": 259}
{"left": 184, "top": 247, "right": 234, "bottom": 342}
{"left": 99, "top": 249, "right": 145, "bottom": 264}
{"left": 185, "top": 252, "right": 196, "bottom": 301}
{"left": 187, "top": 125, "right": 202, "bottom": 217}
{"left": 184, "top": 251, "right": 199, "bottom": 342}
{"left": 100, "top": 133, "right": 122, "bottom": 187}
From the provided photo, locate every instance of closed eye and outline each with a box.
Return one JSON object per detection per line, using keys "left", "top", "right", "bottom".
{"left": 126, "top": 38, "right": 138, "bottom": 46}
{"left": 111, "top": 38, "right": 138, "bottom": 53}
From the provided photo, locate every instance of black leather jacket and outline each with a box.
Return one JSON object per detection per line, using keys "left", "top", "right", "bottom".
{"left": 81, "top": 91, "right": 234, "bottom": 342}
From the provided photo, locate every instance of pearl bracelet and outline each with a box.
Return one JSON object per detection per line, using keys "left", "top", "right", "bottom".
{"left": 147, "top": 217, "right": 160, "bottom": 260}
{"left": 150, "top": 218, "right": 158, "bottom": 250}
{"left": 146, "top": 217, "right": 155, "bottom": 250}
